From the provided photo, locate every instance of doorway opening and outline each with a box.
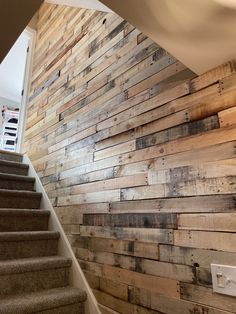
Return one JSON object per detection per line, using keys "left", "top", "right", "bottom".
{"left": 0, "top": 28, "right": 34, "bottom": 153}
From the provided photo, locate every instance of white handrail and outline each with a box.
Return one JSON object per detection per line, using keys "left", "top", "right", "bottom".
{"left": 23, "top": 154, "right": 101, "bottom": 314}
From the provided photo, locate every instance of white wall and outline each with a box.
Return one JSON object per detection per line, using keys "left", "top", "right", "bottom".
{"left": 0, "top": 31, "right": 29, "bottom": 104}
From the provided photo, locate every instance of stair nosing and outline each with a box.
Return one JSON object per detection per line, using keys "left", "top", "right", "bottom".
{"left": 0, "top": 189, "right": 41, "bottom": 197}
{"left": 0, "top": 172, "right": 35, "bottom": 182}
{"left": 0, "top": 209, "right": 50, "bottom": 216}
{"left": 0, "top": 287, "right": 87, "bottom": 313}
{"left": 0, "top": 231, "right": 60, "bottom": 242}
{"left": 0, "top": 159, "right": 28, "bottom": 168}
{"left": 0, "top": 256, "right": 72, "bottom": 275}
{"left": 0, "top": 150, "right": 23, "bottom": 157}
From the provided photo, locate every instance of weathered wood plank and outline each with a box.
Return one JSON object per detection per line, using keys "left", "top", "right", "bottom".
{"left": 178, "top": 213, "right": 236, "bottom": 232}
{"left": 181, "top": 283, "right": 236, "bottom": 313}
{"left": 72, "top": 236, "right": 159, "bottom": 260}
{"left": 121, "top": 176, "right": 236, "bottom": 200}
{"left": 57, "top": 189, "right": 120, "bottom": 206}
{"left": 174, "top": 230, "right": 236, "bottom": 252}
{"left": 159, "top": 245, "right": 236, "bottom": 270}
{"left": 78, "top": 249, "right": 194, "bottom": 282}
{"left": 190, "top": 61, "right": 235, "bottom": 92}
{"left": 80, "top": 226, "right": 173, "bottom": 244}
{"left": 110, "top": 194, "right": 236, "bottom": 213}
{"left": 136, "top": 115, "right": 219, "bottom": 150}
{"left": 219, "top": 106, "right": 236, "bottom": 127}
{"left": 95, "top": 290, "right": 163, "bottom": 314}
{"left": 130, "top": 286, "right": 232, "bottom": 314}
{"left": 83, "top": 213, "right": 177, "bottom": 228}
{"left": 81, "top": 261, "right": 180, "bottom": 298}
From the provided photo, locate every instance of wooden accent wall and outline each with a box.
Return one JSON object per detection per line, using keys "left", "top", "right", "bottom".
{"left": 25, "top": 3, "right": 236, "bottom": 314}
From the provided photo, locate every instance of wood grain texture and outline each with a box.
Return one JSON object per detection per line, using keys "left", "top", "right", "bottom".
{"left": 25, "top": 3, "right": 236, "bottom": 314}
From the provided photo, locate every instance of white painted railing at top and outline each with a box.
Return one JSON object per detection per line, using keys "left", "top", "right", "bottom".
{"left": 0, "top": 109, "right": 19, "bottom": 152}
{"left": 23, "top": 154, "right": 101, "bottom": 314}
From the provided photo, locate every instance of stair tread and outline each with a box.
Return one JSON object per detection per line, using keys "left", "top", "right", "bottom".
{"left": 0, "top": 189, "right": 41, "bottom": 197}
{"left": 0, "top": 150, "right": 23, "bottom": 157}
{"left": 0, "top": 209, "right": 50, "bottom": 216}
{"left": 0, "top": 172, "right": 35, "bottom": 182}
{"left": 0, "top": 159, "right": 28, "bottom": 168}
{"left": 0, "top": 231, "right": 60, "bottom": 241}
{"left": 0, "top": 256, "right": 72, "bottom": 275}
{"left": 0, "top": 286, "right": 87, "bottom": 313}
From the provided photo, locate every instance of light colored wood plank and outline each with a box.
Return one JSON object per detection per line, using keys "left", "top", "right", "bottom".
{"left": 219, "top": 106, "right": 236, "bottom": 127}
{"left": 178, "top": 213, "right": 236, "bottom": 232}
{"left": 174, "top": 230, "right": 236, "bottom": 252}
{"left": 83, "top": 262, "right": 180, "bottom": 298}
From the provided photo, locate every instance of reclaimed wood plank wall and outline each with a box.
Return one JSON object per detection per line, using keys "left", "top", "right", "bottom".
{"left": 25, "top": 3, "right": 236, "bottom": 314}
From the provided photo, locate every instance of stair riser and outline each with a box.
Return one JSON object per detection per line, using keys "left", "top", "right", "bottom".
{"left": 0, "top": 268, "right": 70, "bottom": 296}
{"left": 38, "top": 303, "right": 84, "bottom": 314}
{"left": 0, "top": 240, "right": 58, "bottom": 260}
{"left": 0, "top": 152, "right": 22, "bottom": 163}
{"left": 0, "top": 165, "right": 28, "bottom": 176}
{"left": 0, "top": 216, "right": 48, "bottom": 231}
{"left": 0, "top": 179, "right": 35, "bottom": 191}
{"left": 0, "top": 196, "right": 41, "bottom": 209}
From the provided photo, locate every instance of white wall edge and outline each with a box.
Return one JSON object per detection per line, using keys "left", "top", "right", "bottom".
{"left": 17, "top": 27, "right": 35, "bottom": 154}
{"left": 23, "top": 154, "right": 101, "bottom": 314}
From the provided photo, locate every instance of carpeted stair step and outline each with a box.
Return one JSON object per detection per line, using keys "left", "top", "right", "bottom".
{"left": 0, "top": 150, "right": 23, "bottom": 163}
{"left": 0, "top": 209, "right": 50, "bottom": 231}
{"left": 0, "top": 172, "right": 35, "bottom": 190}
{"left": 0, "top": 256, "right": 72, "bottom": 297}
{"left": 0, "top": 160, "right": 28, "bottom": 175}
{"left": 0, "top": 189, "right": 42, "bottom": 209}
{"left": 0, "top": 286, "right": 87, "bottom": 314}
{"left": 0, "top": 231, "right": 59, "bottom": 260}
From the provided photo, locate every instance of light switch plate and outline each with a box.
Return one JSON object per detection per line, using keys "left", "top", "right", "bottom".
{"left": 211, "top": 264, "right": 236, "bottom": 297}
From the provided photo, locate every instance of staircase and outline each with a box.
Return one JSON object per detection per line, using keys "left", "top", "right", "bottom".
{"left": 0, "top": 150, "right": 87, "bottom": 314}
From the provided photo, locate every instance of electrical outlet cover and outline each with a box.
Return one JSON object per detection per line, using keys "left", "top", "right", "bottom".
{"left": 211, "top": 264, "right": 236, "bottom": 297}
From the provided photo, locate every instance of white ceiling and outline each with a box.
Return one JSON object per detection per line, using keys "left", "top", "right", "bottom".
{"left": 45, "top": 0, "right": 112, "bottom": 12}
{"left": 100, "top": 0, "right": 236, "bottom": 74}
{"left": 0, "top": 31, "right": 29, "bottom": 103}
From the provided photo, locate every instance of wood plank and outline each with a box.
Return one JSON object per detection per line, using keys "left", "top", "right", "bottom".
{"left": 69, "top": 174, "right": 148, "bottom": 194}
{"left": 80, "top": 226, "right": 173, "bottom": 244}
{"left": 57, "top": 189, "right": 120, "bottom": 206}
{"left": 99, "top": 304, "right": 121, "bottom": 314}
{"left": 174, "top": 230, "right": 236, "bottom": 252}
{"left": 136, "top": 115, "right": 219, "bottom": 150}
{"left": 190, "top": 61, "right": 235, "bottom": 92}
{"left": 129, "top": 286, "right": 231, "bottom": 314}
{"left": 78, "top": 249, "right": 194, "bottom": 282}
{"left": 94, "top": 140, "right": 136, "bottom": 160}
{"left": 178, "top": 213, "right": 236, "bottom": 232}
{"left": 159, "top": 245, "right": 236, "bottom": 270}
{"left": 110, "top": 194, "right": 236, "bottom": 213}
{"left": 219, "top": 106, "right": 236, "bottom": 127}
{"left": 181, "top": 283, "right": 236, "bottom": 313}
{"left": 121, "top": 176, "right": 236, "bottom": 200}
{"left": 83, "top": 213, "right": 177, "bottom": 229}
{"left": 95, "top": 290, "right": 163, "bottom": 314}
{"left": 81, "top": 261, "right": 180, "bottom": 298}
{"left": 127, "top": 61, "right": 187, "bottom": 98}
{"left": 71, "top": 236, "right": 159, "bottom": 260}
{"left": 188, "top": 89, "right": 236, "bottom": 121}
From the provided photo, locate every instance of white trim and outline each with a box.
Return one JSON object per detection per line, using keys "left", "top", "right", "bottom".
{"left": 45, "top": 0, "right": 112, "bottom": 12}
{"left": 23, "top": 154, "right": 101, "bottom": 314}
{"left": 16, "top": 27, "right": 36, "bottom": 153}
